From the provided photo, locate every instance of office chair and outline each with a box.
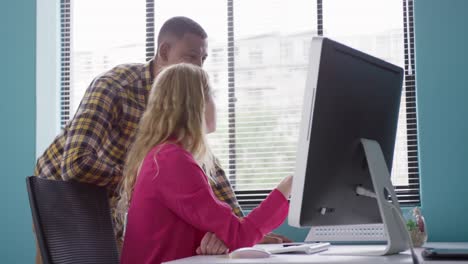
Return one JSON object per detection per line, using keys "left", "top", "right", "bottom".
{"left": 26, "top": 176, "right": 119, "bottom": 264}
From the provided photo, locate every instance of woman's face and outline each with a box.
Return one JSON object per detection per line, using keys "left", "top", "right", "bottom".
{"left": 205, "top": 94, "right": 217, "bottom": 134}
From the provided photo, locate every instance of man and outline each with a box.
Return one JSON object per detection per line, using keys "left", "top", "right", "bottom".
{"left": 35, "top": 16, "right": 289, "bottom": 262}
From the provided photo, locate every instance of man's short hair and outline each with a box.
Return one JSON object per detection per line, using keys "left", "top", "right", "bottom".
{"left": 157, "top": 16, "right": 208, "bottom": 46}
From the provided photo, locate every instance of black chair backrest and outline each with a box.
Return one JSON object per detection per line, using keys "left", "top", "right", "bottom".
{"left": 26, "top": 176, "right": 119, "bottom": 264}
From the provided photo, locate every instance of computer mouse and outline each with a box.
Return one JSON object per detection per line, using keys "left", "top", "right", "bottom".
{"left": 229, "top": 247, "right": 271, "bottom": 259}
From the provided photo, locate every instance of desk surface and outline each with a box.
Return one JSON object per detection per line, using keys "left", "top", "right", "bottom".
{"left": 164, "top": 243, "right": 468, "bottom": 264}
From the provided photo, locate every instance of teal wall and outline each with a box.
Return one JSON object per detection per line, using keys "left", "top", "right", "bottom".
{"left": 0, "top": 0, "right": 37, "bottom": 262}
{"left": 415, "top": 0, "right": 468, "bottom": 242}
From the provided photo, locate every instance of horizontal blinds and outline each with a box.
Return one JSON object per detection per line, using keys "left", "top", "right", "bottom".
{"left": 221, "top": 0, "right": 317, "bottom": 197}
{"left": 60, "top": 0, "right": 71, "bottom": 127}
{"left": 231, "top": 0, "right": 419, "bottom": 208}
{"left": 146, "top": 0, "right": 155, "bottom": 61}
{"left": 63, "top": 0, "right": 146, "bottom": 118}
{"left": 400, "top": 0, "right": 420, "bottom": 204}
{"left": 60, "top": 0, "right": 420, "bottom": 210}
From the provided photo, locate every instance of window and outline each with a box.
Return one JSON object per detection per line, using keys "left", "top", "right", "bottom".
{"left": 280, "top": 40, "right": 293, "bottom": 64}
{"left": 211, "top": 48, "right": 224, "bottom": 64}
{"left": 60, "top": 0, "right": 419, "bottom": 209}
{"left": 248, "top": 47, "right": 263, "bottom": 65}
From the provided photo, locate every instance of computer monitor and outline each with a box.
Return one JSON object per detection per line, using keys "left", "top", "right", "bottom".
{"left": 289, "top": 37, "right": 409, "bottom": 255}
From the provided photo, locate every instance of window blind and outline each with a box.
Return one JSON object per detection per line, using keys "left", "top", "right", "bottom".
{"left": 146, "top": 0, "right": 155, "bottom": 61}
{"left": 321, "top": 0, "right": 419, "bottom": 205}
{"left": 224, "top": 0, "right": 317, "bottom": 209}
{"left": 60, "top": 0, "right": 71, "bottom": 127}
{"left": 60, "top": 0, "right": 420, "bottom": 209}
{"left": 399, "top": 0, "right": 420, "bottom": 204}
{"left": 65, "top": 0, "right": 146, "bottom": 116}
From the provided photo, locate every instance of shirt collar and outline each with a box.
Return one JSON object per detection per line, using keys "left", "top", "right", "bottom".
{"left": 142, "top": 59, "right": 155, "bottom": 92}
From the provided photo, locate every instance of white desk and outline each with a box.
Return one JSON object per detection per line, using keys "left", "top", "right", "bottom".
{"left": 164, "top": 243, "right": 468, "bottom": 264}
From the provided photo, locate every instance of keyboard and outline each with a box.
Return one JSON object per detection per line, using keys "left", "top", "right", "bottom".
{"left": 268, "top": 242, "right": 331, "bottom": 254}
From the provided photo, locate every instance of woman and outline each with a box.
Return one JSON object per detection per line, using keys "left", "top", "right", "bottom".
{"left": 117, "top": 63, "right": 292, "bottom": 264}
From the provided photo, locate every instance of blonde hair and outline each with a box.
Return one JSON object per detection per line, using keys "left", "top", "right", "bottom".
{"left": 115, "top": 63, "right": 215, "bottom": 236}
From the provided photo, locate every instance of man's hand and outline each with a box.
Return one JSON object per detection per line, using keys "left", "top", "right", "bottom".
{"left": 196, "top": 232, "right": 229, "bottom": 255}
{"left": 258, "top": 233, "right": 293, "bottom": 244}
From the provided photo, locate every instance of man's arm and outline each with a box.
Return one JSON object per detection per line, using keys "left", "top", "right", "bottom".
{"left": 210, "top": 160, "right": 245, "bottom": 217}
{"left": 61, "top": 77, "right": 122, "bottom": 186}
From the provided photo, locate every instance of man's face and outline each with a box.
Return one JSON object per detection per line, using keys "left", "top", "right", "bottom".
{"left": 162, "top": 33, "right": 208, "bottom": 67}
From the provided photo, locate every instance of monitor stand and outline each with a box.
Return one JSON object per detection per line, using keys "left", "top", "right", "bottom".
{"left": 358, "top": 138, "right": 410, "bottom": 255}
{"left": 306, "top": 138, "right": 411, "bottom": 256}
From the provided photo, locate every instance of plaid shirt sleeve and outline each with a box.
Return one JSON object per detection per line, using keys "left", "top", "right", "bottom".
{"left": 61, "top": 77, "right": 121, "bottom": 186}
{"left": 210, "top": 161, "right": 245, "bottom": 218}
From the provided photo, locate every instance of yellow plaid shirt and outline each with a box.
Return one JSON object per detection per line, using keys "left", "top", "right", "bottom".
{"left": 35, "top": 60, "right": 244, "bottom": 238}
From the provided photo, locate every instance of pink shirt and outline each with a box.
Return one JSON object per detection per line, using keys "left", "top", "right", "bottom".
{"left": 121, "top": 143, "right": 289, "bottom": 264}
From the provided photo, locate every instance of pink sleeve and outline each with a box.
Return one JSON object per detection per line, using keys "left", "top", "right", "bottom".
{"left": 152, "top": 147, "right": 289, "bottom": 250}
